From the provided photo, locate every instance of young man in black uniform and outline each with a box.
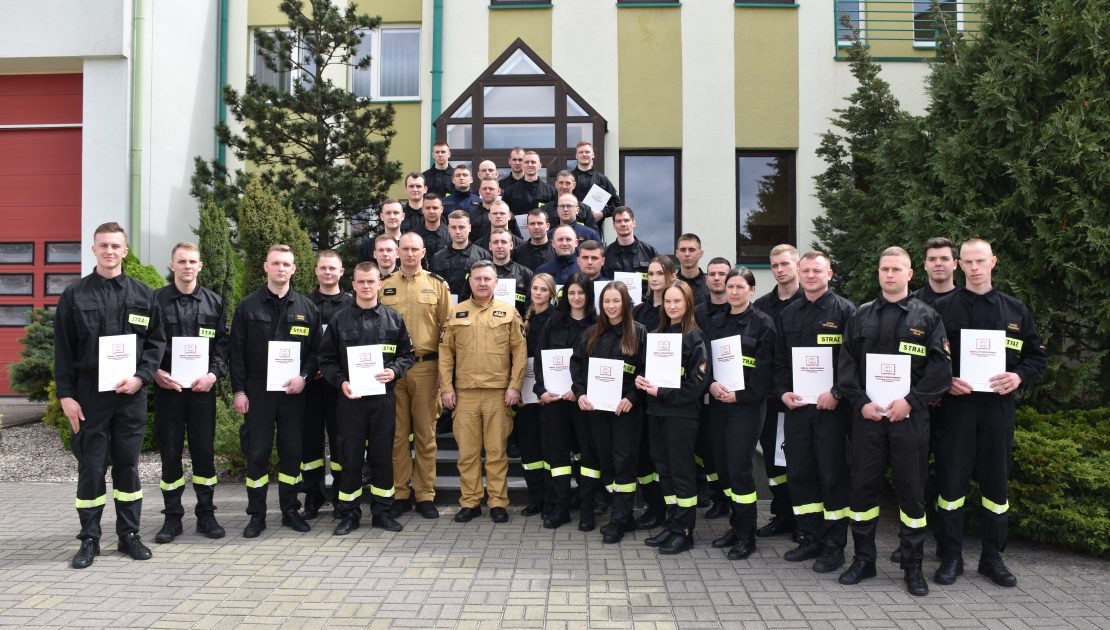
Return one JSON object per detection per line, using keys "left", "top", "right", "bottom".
{"left": 487, "top": 228, "right": 534, "bottom": 317}
{"left": 56, "top": 222, "right": 166, "bottom": 569}
{"left": 300, "top": 250, "right": 353, "bottom": 519}
{"left": 152, "top": 242, "right": 230, "bottom": 544}
{"left": 752, "top": 244, "right": 804, "bottom": 540}
{"left": 502, "top": 151, "right": 557, "bottom": 217}
{"left": 398, "top": 173, "right": 427, "bottom": 233}
{"left": 931, "top": 238, "right": 1046, "bottom": 587}
{"left": 602, "top": 207, "right": 658, "bottom": 295}
{"left": 914, "top": 237, "right": 959, "bottom": 305}
{"left": 422, "top": 141, "right": 454, "bottom": 197}
{"left": 412, "top": 193, "right": 450, "bottom": 267}
{"left": 674, "top": 234, "right": 708, "bottom": 304}
{"left": 693, "top": 257, "right": 734, "bottom": 517}
{"left": 318, "top": 262, "right": 416, "bottom": 535}
{"left": 431, "top": 210, "right": 491, "bottom": 298}
{"left": 513, "top": 209, "right": 555, "bottom": 271}
{"left": 571, "top": 141, "right": 621, "bottom": 238}
{"left": 774, "top": 251, "right": 856, "bottom": 574}
{"left": 837, "top": 247, "right": 951, "bottom": 596}
{"left": 230, "top": 244, "right": 320, "bottom": 538}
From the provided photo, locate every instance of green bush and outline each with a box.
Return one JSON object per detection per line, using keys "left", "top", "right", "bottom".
{"left": 122, "top": 251, "right": 167, "bottom": 290}
{"left": 1008, "top": 407, "right": 1110, "bottom": 557}
{"left": 9, "top": 308, "right": 54, "bottom": 402}
{"left": 42, "top": 380, "right": 71, "bottom": 450}
{"left": 213, "top": 393, "right": 246, "bottom": 479}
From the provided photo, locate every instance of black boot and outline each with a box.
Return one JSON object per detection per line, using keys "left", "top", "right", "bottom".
{"left": 933, "top": 556, "right": 963, "bottom": 585}
{"left": 977, "top": 556, "right": 1017, "bottom": 587}
{"left": 784, "top": 535, "right": 823, "bottom": 562}
{"left": 704, "top": 499, "right": 729, "bottom": 519}
{"left": 812, "top": 544, "right": 845, "bottom": 573}
{"left": 118, "top": 533, "right": 152, "bottom": 560}
{"left": 727, "top": 538, "right": 756, "bottom": 560}
{"left": 71, "top": 538, "right": 100, "bottom": 569}
{"left": 644, "top": 529, "right": 673, "bottom": 547}
{"left": 904, "top": 563, "right": 929, "bottom": 596}
{"left": 659, "top": 531, "right": 694, "bottom": 555}
{"left": 154, "top": 518, "right": 183, "bottom": 544}
{"left": 756, "top": 515, "right": 795, "bottom": 537}
{"left": 194, "top": 486, "right": 224, "bottom": 538}
{"left": 838, "top": 558, "right": 877, "bottom": 585}
{"left": 712, "top": 530, "right": 738, "bottom": 549}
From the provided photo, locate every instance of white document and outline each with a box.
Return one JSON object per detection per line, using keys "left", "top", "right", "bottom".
{"left": 514, "top": 214, "right": 529, "bottom": 234}
{"left": 170, "top": 336, "right": 209, "bottom": 389}
{"left": 645, "top": 333, "right": 683, "bottom": 389}
{"left": 540, "top": 348, "right": 574, "bottom": 395}
{"left": 710, "top": 335, "right": 746, "bottom": 391}
{"left": 98, "top": 334, "right": 137, "bottom": 392}
{"left": 774, "top": 412, "right": 787, "bottom": 467}
{"left": 865, "top": 353, "right": 912, "bottom": 411}
{"left": 582, "top": 184, "right": 612, "bottom": 215}
{"left": 521, "top": 357, "right": 538, "bottom": 405}
{"left": 593, "top": 280, "right": 610, "bottom": 313}
{"left": 613, "top": 271, "right": 643, "bottom": 305}
{"left": 266, "top": 341, "right": 301, "bottom": 391}
{"left": 587, "top": 357, "right": 624, "bottom": 412}
{"left": 960, "top": 329, "right": 1006, "bottom": 393}
{"left": 450, "top": 293, "right": 459, "bottom": 306}
{"left": 791, "top": 346, "right": 833, "bottom": 404}
{"left": 346, "top": 344, "right": 386, "bottom": 397}
{"left": 494, "top": 278, "right": 516, "bottom": 305}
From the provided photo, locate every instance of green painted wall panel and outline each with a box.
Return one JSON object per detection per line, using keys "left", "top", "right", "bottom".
{"left": 489, "top": 9, "right": 552, "bottom": 63}
{"left": 735, "top": 8, "right": 798, "bottom": 148}
{"left": 617, "top": 8, "right": 681, "bottom": 147}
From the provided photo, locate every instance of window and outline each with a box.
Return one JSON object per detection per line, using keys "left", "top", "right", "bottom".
{"left": 435, "top": 39, "right": 608, "bottom": 178}
{"left": 0, "top": 243, "right": 33, "bottom": 264}
{"left": 620, "top": 151, "right": 681, "bottom": 254}
{"left": 736, "top": 151, "right": 795, "bottom": 264}
{"left": 250, "top": 29, "right": 315, "bottom": 94}
{"left": 914, "top": 1, "right": 960, "bottom": 45}
{"left": 836, "top": 1, "right": 863, "bottom": 45}
{"left": 0, "top": 274, "right": 33, "bottom": 296}
{"left": 490, "top": 0, "right": 552, "bottom": 6}
{"left": 351, "top": 27, "right": 420, "bottom": 100}
{"left": 45, "top": 273, "right": 79, "bottom": 296}
{"left": 45, "top": 242, "right": 81, "bottom": 264}
{"left": 0, "top": 305, "right": 32, "bottom": 328}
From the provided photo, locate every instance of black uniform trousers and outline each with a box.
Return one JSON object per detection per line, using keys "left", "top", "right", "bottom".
{"left": 695, "top": 415, "right": 726, "bottom": 503}
{"left": 707, "top": 400, "right": 765, "bottom": 541}
{"left": 301, "top": 377, "right": 341, "bottom": 503}
{"left": 847, "top": 412, "right": 930, "bottom": 564}
{"left": 335, "top": 394, "right": 396, "bottom": 519}
{"left": 154, "top": 387, "right": 218, "bottom": 519}
{"left": 240, "top": 382, "right": 306, "bottom": 515}
{"left": 515, "top": 403, "right": 547, "bottom": 506}
{"left": 760, "top": 399, "right": 793, "bottom": 522}
{"left": 648, "top": 414, "right": 699, "bottom": 532}
{"left": 72, "top": 378, "right": 146, "bottom": 541}
{"left": 636, "top": 412, "right": 666, "bottom": 515}
{"left": 935, "top": 395, "right": 1014, "bottom": 560}
{"left": 588, "top": 408, "right": 641, "bottom": 526}
{"left": 784, "top": 405, "right": 850, "bottom": 548}
{"left": 572, "top": 405, "right": 602, "bottom": 513}
{"left": 540, "top": 400, "right": 577, "bottom": 510}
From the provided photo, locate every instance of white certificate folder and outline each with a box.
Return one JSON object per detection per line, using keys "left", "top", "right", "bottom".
{"left": 960, "top": 329, "right": 1005, "bottom": 393}
{"left": 865, "top": 353, "right": 911, "bottom": 411}
{"left": 540, "top": 348, "right": 574, "bottom": 396}
{"left": 266, "top": 341, "right": 301, "bottom": 391}
{"left": 791, "top": 346, "right": 833, "bottom": 404}
{"left": 346, "top": 344, "right": 386, "bottom": 397}
{"left": 710, "top": 335, "right": 746, "bottom": 392}
{"left": 587, "top": 358, "right": 624, "bottom": 412}
{"left": 645, "top": 333, "right": 682, "bottom": 389}
{"left": 170, "top": 336, "right": 209, "bottom": 388}
{"left": 98, "top": 334, "right": 137, "bottom": 392}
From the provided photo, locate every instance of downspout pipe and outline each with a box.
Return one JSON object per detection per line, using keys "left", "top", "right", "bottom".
{"left": 429, "top": 0, "right": 444, "bottom": 164}
{"left": 217, "top": 0, "right": 228, "bottom": 166}
{"left": 129, "top": 0, "right": 145, "bottom": 254}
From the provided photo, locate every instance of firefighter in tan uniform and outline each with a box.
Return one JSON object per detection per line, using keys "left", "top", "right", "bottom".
{"left": 380, "top": 232, "right": 451, "bottom": 519}
{"left": 439, "top": 260, "right": 528, "bottom": 524}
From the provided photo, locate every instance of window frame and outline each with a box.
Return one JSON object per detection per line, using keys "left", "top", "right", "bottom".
{"left": 0, "top": 273, "right": 34, "bottom": 296}
{"left": 490, "top": 0, "right": 553, "bottom": 6}
{"left": 44, "top": 241, "right": 81, "bottom": 265}
{"left": 44, "top": 272, "right": 80, "bottom": 297}
{"left": 0, "top": 305, "right": 33, "bottom": 328}
{"left": 912, "top": 1, "right": 964, "bottom": 48}
{"left": 735, "top": 149, "right": 796, "bottom": 266}
{"left": 0, "top": 242, "right": 34, "bottom": 265}
{"left": 835, "top": 0, "right": 864, "bottom": 48}
{"left": 249, "top": 27, "right": 316, "bottom": 95}
{"left": 619, "top": 149, "right": 683, "bottom": 252}
{"left": 350, "top": 25, "right": 421, "bottom": 102}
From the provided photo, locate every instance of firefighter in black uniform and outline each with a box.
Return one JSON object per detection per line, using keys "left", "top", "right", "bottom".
{"left": 152, "top": 242, "right": 230, "bottom": 544}
{"left": 300, "top": 250, "right": 353, "bottom": 519}
{"left": 230, "top": 244, "right": 320, "bottom": 538}
{"left": 56, "top": 222, "right": 166, "bottom": 569}
{"left": 501, "top": 151, "right": 557, "bottom": 216}
{"left": 488, "top": 228, "right": 534, "bottom": 317}
{"left": 601, "top": 207, "right": 658, "bottom": 297}
{"left": 431, "top": 210, "right": 491, "bottom": 298}
{"left": 693, "top": 258, "right": 734, "bottom": 518}
{"left": 931, "top": 238, "right": 1046, "bottom": 588}
{"left": 752, "top": 245, "right": 804, "bottom": 540}
{"left": 318, "top": 262, "right": 416, "bottom": 535}
{"left": 513, "top": 209, "right": 555, "bottom": 271}
{"left": 837, "top": 247, "right": 951, "bottom": 597}
{"left": 571, "top": 141, "right": 621, "bottom": 239}
{"left": 421, "top": 142, "right": 454, "bottom": 197}
{"left": 774, "top": 251, "right": 856, "bottom": 574}
{"left": 516, "top": 274, "right": 557, "bottom": 517}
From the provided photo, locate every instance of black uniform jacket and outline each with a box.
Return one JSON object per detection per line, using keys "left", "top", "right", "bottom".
{"left": 633, "top": 300, "right": 662, "bottom": 333}
{"left": 155, "top": 283, "right": 229, "bottom": 378}
{"left": 753, "top": 285, "right": 804, "bottom": 326}
{"left": 513, "top": 240, "right": 555, "bottom": 271}
{"left": 533, "top": 310, "right": 595, "bottom": 398}
{"left": 571, "top": 322, "right": 647, "bottom": 406}
{"left": 311, "top": 289, "right": 354, "bottom": 330}
{"left": 421, "top": 166, "right": 453, "bottom": 197}
{"left": 644, "top": 324, "right": 710, "bottom": 419}
{"left": 431, "top": 243, "right": 491, "bottom": 297}
{"left": 502, "top": 178, "right": 557, "bottom": 216}
{"left": 317, "top": 302, "right": 416, "bottom": 394}
{"left": 412, "top": 221, "right": 450, "bottom": 266}
{"left": 55, "top": 271, "right": 167, "bottom": 398}
{"left": 704, "top": 305, "right": 777, "bottom": 404}
{"left": 932, "top": 287, "right": 1047, "bottom": 398}
{"left": 571, "top": 167, "right": 621, "bottom": 219}
{"left": 912, "top": 283, "right": 958, "bottom": 306}
{"left": 694, "top": 300, "right": 729, "bottom": 331}
{"left": 773, "top": 290, "right": 857, "bottom": 400}
{"left": 229, "top": 286, "right": 320, "bottom": 393}
{"left": 602, "top": 238, "right": 659, "bottom": 281}
{"left": 837, "top": 295, "right": 952, "bottom": 417}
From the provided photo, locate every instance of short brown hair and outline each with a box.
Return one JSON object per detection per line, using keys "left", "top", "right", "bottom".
{"left": 316, "top": 249, "right": 341, "bottom": 262}
{"left": 800, "top": 250, "right": 832, "bottom": 266}
{"left": 447, "top": 210, "right": 471, "bottom": 223}
{"left": 353, "top": 261, "right": 381, "bottom": 277}
{"left": 268, "top": 244, "right": 293, "bottom": 255}
{"left": 769, "top": 244, "right": 800, "bottom": 260}
{"left": 578, "top": 239, "right": 603, "bottom": 253}
{"left": 170, "top": 241, "right": 199, "bottom": 258}
{"left": 94, "top": 222, "right": 128, "bottom": 241}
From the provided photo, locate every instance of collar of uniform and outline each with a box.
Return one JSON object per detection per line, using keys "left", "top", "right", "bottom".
{"left": 726, "top": 304, "right": 754, "bottom": 321}
{"left": 91, "top": 269, "right": 126, "bottom": 288}
{"left": 167, "top": 282, "right": 201, "bottom": 301}
{"left": 354, "top": 302, "right": 382, "bottom": 317}
{"left": 680, "top": 268, "right": 706, "bottom": 283}
{"left": 876, "top": 294, "right": 911, "bottom": 312}
{"left": 264, "top": 286, "right": 291, "bottom": 303}
{"left": 959, "top": 286, "right": 998, "bottom": 305}
{"left": 314, "top": 288, "right": 345, "bottom": 303}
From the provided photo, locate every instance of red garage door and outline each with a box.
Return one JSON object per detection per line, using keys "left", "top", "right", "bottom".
{"left": 0, "top": 74, "right": 82, "bottom": 395}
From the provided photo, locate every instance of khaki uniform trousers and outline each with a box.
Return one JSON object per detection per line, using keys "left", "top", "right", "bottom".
{"left": 392, "top": 360, "right": 439, "bottom": 502}
{"left": 455, "top": 388, "right": 514, "bottom": 509}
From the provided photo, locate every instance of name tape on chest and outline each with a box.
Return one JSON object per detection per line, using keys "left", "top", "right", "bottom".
{"left": 817, "top": 334, "right": 842, "bottom": 345}
{"left": 128, "top": 313, "right": 150, "bottom": 327}
{"left": 199, "top": 327, "right": 215, "bottom": 338}
{"left": 1005, "top": 337, "right": 1023, "bottom": 351}
{"left": 899, "top": 341, "right": 926, "bottom": 357}
{"left": 290, "top": 325, "right": 310, "bottom": 337}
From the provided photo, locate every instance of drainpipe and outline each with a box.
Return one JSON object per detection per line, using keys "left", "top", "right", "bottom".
{"left": 429, "top": 0, "right": 444, "bottom": 163}
{"left": 217, "top": 0, "right": 228, "bottom": 166}
{"left": 129, "top": 0, "right": 145, "bottom": 253}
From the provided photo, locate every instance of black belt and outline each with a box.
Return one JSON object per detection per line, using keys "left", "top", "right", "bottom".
{"left": 415, "top": 352, "right": 438, "bottom": 363}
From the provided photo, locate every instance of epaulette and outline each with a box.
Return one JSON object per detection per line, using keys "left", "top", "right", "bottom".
{"left": 428, "top": 272, "right": 448, "bottom": 284}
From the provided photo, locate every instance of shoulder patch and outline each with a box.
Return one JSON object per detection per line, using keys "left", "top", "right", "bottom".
{"left": 429, "top": 272, "right": 447, "bottom": 284}
{"left": 383, "top": 287, "right": 397, "bottom": 296}
{"left": 295, "top": 314, "right": 306, "bottom": 321}
{"left": 821, "top": 321, "right": 839, "bottom": 329}
{"left": 456, "top": 311, "right": 469, "bottom": 319}
{"left": 909, "top": 327, "right": 925, "bottom": 337}
{"left": 1007, "top": 322, "right": 1020, "bottom": 331}
{"left": 493, "top": 310, "right": 507, "bottom": 318}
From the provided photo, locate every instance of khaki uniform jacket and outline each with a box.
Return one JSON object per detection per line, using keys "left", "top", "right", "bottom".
{"left": 439, "top": 298, "right": 527, "bottom": 393}
{"left": 379, "top": 268, "right": 450, "bottom": 357}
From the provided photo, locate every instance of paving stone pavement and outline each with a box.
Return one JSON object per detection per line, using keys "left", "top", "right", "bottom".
{"left": 0, "top": 482, "right": 1107, "bottom": 629}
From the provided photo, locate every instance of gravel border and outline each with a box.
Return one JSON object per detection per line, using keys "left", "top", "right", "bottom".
{"left": 0, "top": 422, "right": 181, "bottom": 483}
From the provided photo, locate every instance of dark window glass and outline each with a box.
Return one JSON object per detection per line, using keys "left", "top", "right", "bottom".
{"left": 736, "top": 151, "right": 795, "bottom": 264}
{"left": 914, "top": 1, "right": 959, "bottom": 42}
{"left": 0, "top": 305, "right": 32, "bottom": 327}
{"left": 620, "top": 151, "right": 681, "bottom": 253}
{"left": 0, "top": 243, "right": 33, "bottom": 264}
{"left": 0, "top": 274, "right": 34, "bottom": 295}
{"left": 46, "top": 242, "right": 81, "bottom": 264}
{"left": 45, "top": 273, "right": 80, "bottom": 296}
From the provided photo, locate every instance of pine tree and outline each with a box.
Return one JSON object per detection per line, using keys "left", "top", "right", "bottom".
{"left": 237, "top": 178, "right": 317, "bottom": 297}
{"left": 8, "top": 308, "right": 55, "bottom": 402}
{"left": 194, "top": 0, "right": 401, "bottom": 254}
